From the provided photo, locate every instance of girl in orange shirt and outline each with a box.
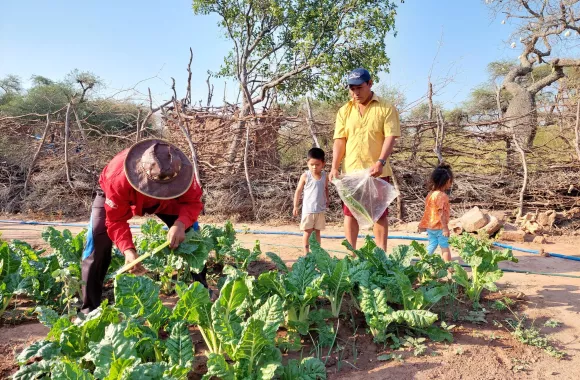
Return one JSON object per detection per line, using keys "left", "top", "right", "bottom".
{"left": 418, "top": 163, "right": 454, "bottom": 262}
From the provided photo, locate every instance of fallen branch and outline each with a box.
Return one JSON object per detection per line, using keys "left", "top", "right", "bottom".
{"left": 23, "top": 114, "right": 51, "bottom": 195}
{"left": 64, "top": 103, "right": 74, "bottom": 189}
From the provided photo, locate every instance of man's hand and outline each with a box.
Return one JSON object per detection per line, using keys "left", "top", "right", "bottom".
{"left": 167, "top": 221, "right": 186, "bottom": 249}
{"left": 293, "top": 207, "right": 299, "bottom": 217}
{"left": 369, "top": 161, "right": 383, "bottom": 177}
{"left": 442, "top": 227, "right": 450, "bottom": 237}
{"left": 124, "top": 249, "right": 146, "bottom": 275}
{"left": 329, "top": 168, "right": 340, "bottom": 182}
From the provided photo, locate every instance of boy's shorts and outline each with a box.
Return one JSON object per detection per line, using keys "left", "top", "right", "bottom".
{"left": 300, "top": 212, "right": 325, "bottom": 231}
{"left": 342, "top": 176, "right": 391, "bottom": 220}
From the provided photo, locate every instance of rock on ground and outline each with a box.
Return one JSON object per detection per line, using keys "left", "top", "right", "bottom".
{"left": 481, "top": 215, "right": 502, "bottom": 237}
{"left": 498, "top": 223, "right": 525, "bottom": 242}
{"left": 459, "top": 207, "right": 488, "bottom": 232}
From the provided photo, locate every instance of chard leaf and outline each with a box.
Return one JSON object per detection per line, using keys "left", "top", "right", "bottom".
{"left": 12, "top": 360, "right": 52, "bottom": 380}
{"left": 166, "top": 321, "right": 194, "bottom": 369}
{"left": 418, "top": 325, "right": 453, "bottom": 342}
{"left": 348, "top": 260, "right": 371, "bottom": 288}
{"left": 282, "top": 357, "right": 326, "bottom": 380}
{"left": 255, "top": 271, "right": 286, "bottom": 300}
{"left": 202, "top": 353, "right": 234, "bottom": 380}
{"left": 422, "top": 284, "right": 449, "bottom": 305}
{"left": 234, "top": 318, "right": 269, "bottom": 362}
{"left": 104, "top": 358, "right": 138, "bottom": 380}
{"left": 328, "top": 258, "right": 351, "bottom": 294}
{"left": 171, "top": 281, "right": 212, "bottom": 328}
{"left": 163, "top": 365, "right": 190, "bottom": 380}
{"left": 410, "top": 240, "right": 428, "bottom": 257}
{"left": 59, "top": 325, "right": 84, "bottom": 357}
{"left": 51, "top": 358, "right": 94, "bottom": 379}
{"left": 0, "top": 242, "right": 21, "bottom": 277}
{"left": 80, "top": 302, "right": 121, "bottom": 344}
{"left": 389, "top": 245, "right": 414, "bottom": 268}
{"left": 392, "top": 309, "right": 438, "bottom": 328}
{"left": 393, "top": 270, "right": 424, "bottom": 310}
{"left": 258, "top": 362, "right": 280, "bottom": 379}
{"left": 47, "top": 316, "right": 73, "bottom": 342}
{"left": 16, "top": 340, "right": 60, "bottom": 365}
{"left": 123, "top": 363, "right": 168, "bottom": 380}
{"left": 83, "top": 323, "right": 138, "bottom": 379}
{"left": 173, "top": 231, "right": 209, "bottom": 273}
{"left": 466, "top": 255, "right": 483, "bottom": 269}
{"left": 285, "top": 257, "right": 318, "bottom": 294}
{"left": 309, "top": 238, "right": 333, "bottom": 276}
{"left": 265, "top": 252, "right": 288, "bottom": 273}
{"left": 481, "top": 270, "right": 503, "bottom": 290}
{"left": 297, "top": 357, "right": 327, "bottom": 379}
{"left": 253, "top": 295, "right": 284, "bottom": 340}
{"left": 41, "top": 227, "right": 86, "bottom": 266}
{"left": 34, "top": 306, "right": 59, "bottom": 328}
{"left": 114, "top": 274, "right": 170, "bottom": 331}
{"left": 451, "top": 264, "right": 470, "bottom": 288}
{"left": 212, "top": 278, "right": 248, "bottom": 347}
{"left": 360, "top": 286, "right": 393, "bottom": 342}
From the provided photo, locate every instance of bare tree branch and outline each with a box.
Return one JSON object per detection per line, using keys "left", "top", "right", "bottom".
{"left": 23, "top": 114, "right": 51, "bottom": 195}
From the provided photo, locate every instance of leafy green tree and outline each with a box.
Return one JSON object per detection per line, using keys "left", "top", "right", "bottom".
{"left": 0, "top": 71, "right": 145, "bottom": 134}
{"left": 192, "top": 0, "right": 401, "bottom": 162}
{"left": 0, "top": 75, "right": 23, "bottom": 107}
{"left": 375, "top": 83, "right": 407, "bottom": 110}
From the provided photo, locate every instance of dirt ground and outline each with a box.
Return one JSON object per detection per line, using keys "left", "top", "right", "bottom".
{"left": 1, "top": 217, "right": 579, "bottom": 380}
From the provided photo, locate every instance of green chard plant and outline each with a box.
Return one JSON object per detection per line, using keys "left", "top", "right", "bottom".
{"left": 450, "top": 234, "right": 518, "bottom": 307}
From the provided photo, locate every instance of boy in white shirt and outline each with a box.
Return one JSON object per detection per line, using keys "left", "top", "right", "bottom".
{"left": 293, "top": 148, "right": 329, "bottom": 253}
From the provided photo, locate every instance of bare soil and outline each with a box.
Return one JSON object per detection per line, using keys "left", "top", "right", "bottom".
{"left": 1, "top": 218, "right": 579, "bottom": 380}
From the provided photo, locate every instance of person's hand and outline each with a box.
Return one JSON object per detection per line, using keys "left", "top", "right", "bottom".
{"left": 124, "top": 249, "right": 146, "bottom": 275}
{"left": 167, "top": 221, "right": 186, "bottom": 249}
{"left": 369, "top": 161, "right": 383, "bottom": 177}
{"left": 442, "top": 228, "right": 450, "bottom": 237}
{"left": 329, "top": 168, "right": 340, "bottom": 182}
{"left": 293, "top": 207, "right": 299, "bottom": 217}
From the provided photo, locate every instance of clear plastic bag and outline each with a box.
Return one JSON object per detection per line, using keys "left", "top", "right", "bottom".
{"left": 332, "top": 170, "right": 400, "bottom": 229}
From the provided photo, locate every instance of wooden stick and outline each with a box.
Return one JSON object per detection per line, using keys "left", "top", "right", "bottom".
{"left": 23, "top": 114, "right": 51, "bottom": 195}
{"left": 305, "top": 96, "right": 320, "bottom": 148}
{"left": 574, "top": 97, "right": 580, "bottom": 163}
{"left": 115, "top": 241, "right": 170, "bottom": 276}
{"left": 64, "top": 103, "right": 74, "bottom": 189}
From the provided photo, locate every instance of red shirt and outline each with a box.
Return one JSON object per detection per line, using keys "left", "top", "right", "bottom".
{"left": 99, "top": 149, "right": 203, "bottom": 253}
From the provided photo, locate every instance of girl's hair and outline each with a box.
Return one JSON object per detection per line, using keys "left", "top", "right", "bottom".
{"left": 429, "top": 163, "right": 453, "bottom": 191}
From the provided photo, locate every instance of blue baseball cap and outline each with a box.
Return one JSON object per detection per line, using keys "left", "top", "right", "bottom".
{"left": 347, "top": 68, "right": 371, "bottom": 85}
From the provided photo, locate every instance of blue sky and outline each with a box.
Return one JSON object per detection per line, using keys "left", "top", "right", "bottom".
{"left": 0, "top": 0, "right": 520, "bottom": 110}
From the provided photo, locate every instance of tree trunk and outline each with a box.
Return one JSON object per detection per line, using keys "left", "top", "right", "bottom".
{"left": 513, "top": 137, "right": 528, "bottom": 218}
{"left": 305, "top": 97, "right": 320, "bottom": 148}
{"left": 504, "top": 86, "right": 537, "bottom": 149}
{"left": 24, "top": 114, "right": 51, "bottom": 195}
{"left": 243, "top": 120, "right": 256, "bottom": 215}
{"left": 226, "top": 102, "right": 250, "bottom": 164}
{"left": 575, "top": 98, "right": 580, "bottom": 163}
{"left": 64, "top": 103, "right": 74, "bottom": 189}
{"left": 391, "top": 168, "right": 404, "bottom": 220}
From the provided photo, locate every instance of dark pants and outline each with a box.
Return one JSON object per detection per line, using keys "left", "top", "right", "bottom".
{"left": 81, "top": 193, "right": 207, "bottom": 313}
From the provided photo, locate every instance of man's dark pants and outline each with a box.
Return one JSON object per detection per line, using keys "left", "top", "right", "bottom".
{"left": 81, "top": 192, "right": 207, "bottom": 313}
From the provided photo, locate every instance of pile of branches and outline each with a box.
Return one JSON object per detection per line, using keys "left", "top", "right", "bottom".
{"left": 0, "top": 112, "right": 134, "bottom": 217}
{"left": 163, "top": 99, "right": 580, "bottom": 230}
{"left": 1, "top": 72, "right": 578, "bottom": 231}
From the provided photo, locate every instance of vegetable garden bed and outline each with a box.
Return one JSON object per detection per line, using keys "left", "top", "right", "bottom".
{"left": 0, "top": 220, "right": 571, "bottom": 379}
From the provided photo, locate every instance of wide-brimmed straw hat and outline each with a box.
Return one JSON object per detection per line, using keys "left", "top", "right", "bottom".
{"left": 124, "top": 139, "right": 193, "bottom": 200}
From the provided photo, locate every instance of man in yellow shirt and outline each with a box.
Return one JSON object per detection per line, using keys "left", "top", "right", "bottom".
{"left": 329, "top": 68, "right": 401, "bottom": 250}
